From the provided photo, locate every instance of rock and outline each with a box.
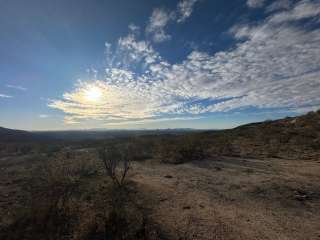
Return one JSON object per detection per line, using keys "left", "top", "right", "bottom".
{"left": 294, "top": 190, "right": 311, "bottom": 201}
{"left": 294, "top": 194, "right": 308, "bottom": 201}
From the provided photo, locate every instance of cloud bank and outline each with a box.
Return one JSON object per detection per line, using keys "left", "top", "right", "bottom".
{"left": 50, "top": 0, "right": 320, "bottom": 125}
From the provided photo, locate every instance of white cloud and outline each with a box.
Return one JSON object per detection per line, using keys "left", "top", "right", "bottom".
{"left": 50, "top": 0, "right": 320, "bottom": 125}
{"left": 266, "top": 0, "right": 292, "bottom": 12}
{"left": 39, "top": 114, "right": 49, "bottom": 118}
{"left": 49, "top": 78, "right": 161, "bottom": 124}
{"left": 0, "top": 93, "right": 12, "bottom": 98}
{"left": 128, "top": 23, "right": 140, "bottom": 35}
{"left": 146, "top": 8, "right": 174, "bottom": 43}
{"left": 6, "top": 84, "right": 27, "bottom": 91}
{"left": 146, "top": 0, "right": 200, "bottom": 43}
{"left": 177, "top": 0, "right": 199, "bottom": 22}
{"left": 268, "top": 0, "right": 320, "bottom": 23}
{"left": 247, "top": 0, "right": 265, "bottom": 8}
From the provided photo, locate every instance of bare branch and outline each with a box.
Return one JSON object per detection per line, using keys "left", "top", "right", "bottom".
{"left": 98, "top": 144, "right": 131, "bottom": 187}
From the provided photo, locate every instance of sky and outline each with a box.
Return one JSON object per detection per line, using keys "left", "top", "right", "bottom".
{"left": 0, "top": 0, "right": 320, "bottom": 130}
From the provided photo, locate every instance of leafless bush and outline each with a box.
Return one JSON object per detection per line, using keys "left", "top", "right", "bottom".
{"left": 157, "top": 136, "right": 206, "bottom": 164}
{"left": 39, "top": 154, "right": 97, "bottom": 185}
{"left": 8, "top": 155, "right": 91, "bottom": 240}
{"left": 98, "top": 144, "right": 131, "bottom": 187}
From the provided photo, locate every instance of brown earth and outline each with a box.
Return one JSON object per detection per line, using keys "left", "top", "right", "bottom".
{"left": 129, "top": 157, "right": 320, "bottom": 240}
{"left": 1, "top": 153, "right": 319, "bottom": 240}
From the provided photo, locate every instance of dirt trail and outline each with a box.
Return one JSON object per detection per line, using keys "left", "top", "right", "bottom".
{"left": 131, "top": 158, "right": 320, "bottom": 240}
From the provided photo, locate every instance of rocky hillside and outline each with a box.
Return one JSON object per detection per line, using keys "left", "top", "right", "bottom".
{"left": 203, "top": 110, "right": 320, "bottom": 160}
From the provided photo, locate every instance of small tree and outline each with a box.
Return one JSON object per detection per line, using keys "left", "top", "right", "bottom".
{"left": 98, "top": 144, "right": 131, "bottom": 187}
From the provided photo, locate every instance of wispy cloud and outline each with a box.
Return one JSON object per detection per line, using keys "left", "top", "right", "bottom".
{"left": 6, "top": 84, "right": 27, "bottom": 91}
{"left": 267, "top": 0, "right": 320, "bottom": 23}
{"left": 50, "top": 0, "right": 320, "bottom": 125}
{"left": 177, "top": 0, "right": 199, "bottom": 22}
{"left": 266, "top": 0, "right": 292, "bottom": 13}
{"left": 146, "top": 8, "right": 174, "bottom": 43}
{"left": 39, "top": 114, "right": 49, "bottom": 118}
{"left": 128, "top": 23, "right": 140, "bottom": 35}
{"left": 0, "top": 93, "right": 12, "bottom": 98}
{"left": 247, "top": 0, "right": 265, "bottom": 8}
{"left": 146, "top": 0, "right": 200, "bottom": 43}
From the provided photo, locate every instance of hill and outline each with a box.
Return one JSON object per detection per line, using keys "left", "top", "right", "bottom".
{"left": 1, "top": 110, "right": 319, "bottom": 159}
{"left": 0, "top": 127, "right": 201, "bottom": 142}
{"left": 201, "top": 110, "right": 320, "bottom": 160}
{"left": 0, "top": 127, "right": 42, "bottom": 142}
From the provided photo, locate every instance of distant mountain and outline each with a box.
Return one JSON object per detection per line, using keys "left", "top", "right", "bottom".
{"left": 34, "top": 128, "right": 202, "bottom": 141}
{"left": 0, "top": 126, "right": 202, "bottom": 142}
{"left": 0, "top": 127, "right": 42, "bottom": 142}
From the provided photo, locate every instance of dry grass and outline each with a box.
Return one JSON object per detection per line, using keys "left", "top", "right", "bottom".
{"left": 1, "top": 148, "right": 320, "bottom": 240}
{"left": 0, "top": 149, "right": 164, "bottom": 240}
{"left": 1, "top": 111, "right": 320, "bottom": 239}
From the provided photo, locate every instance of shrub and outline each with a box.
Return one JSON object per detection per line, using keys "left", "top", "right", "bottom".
{"left": 3, "top": 155, "right": 92, "bottom": 240}
{"left": 98, "top": 144, "right": 131, "bottom": 187}
{"left": 158, "top": 136, "right": 206, "bottom": 164}
{"left": 34, "top": 151, "right": 98, "bottom": 194}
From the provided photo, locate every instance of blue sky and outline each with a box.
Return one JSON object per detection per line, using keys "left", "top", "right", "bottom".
{"left": 0, "top": 0, "right": 319, "bottom": 130}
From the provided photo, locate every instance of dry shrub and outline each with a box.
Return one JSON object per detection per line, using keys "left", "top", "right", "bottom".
{"left": 125, "top": 137, "right": 156, "bottom": 161}
{"left": 1, "top": 147, "right": 161, "bottom": 240}
{"left": 97, "top": 185, "right": 145, "bottom": 239}
{"left": 0, "top": 153, "right": 100, "bottom": 240}
{"left": 157, "top": 136, "right": 206, "bottom": 164}
{"left": 30, "top": 155, "right": 97, "bottom": 237}
{"left": 39, "top": 152, "right": 98, "bottom": 187}
{"left": 98, "top": 144, "right": 131, "bottom": 187}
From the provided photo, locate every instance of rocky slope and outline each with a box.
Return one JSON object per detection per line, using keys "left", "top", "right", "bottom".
{"left": 203, "top": 110, "right": 320, "bottom": 159}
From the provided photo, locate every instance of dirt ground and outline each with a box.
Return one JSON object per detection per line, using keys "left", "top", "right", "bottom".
{"left": 130, "top": 157, "right": 320, "bottom": 240}
{"left": 1, "top": 154, "right": 320, "bottom": 240}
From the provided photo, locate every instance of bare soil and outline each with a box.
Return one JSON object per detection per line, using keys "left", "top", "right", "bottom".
{"left": 129, "top": 157, "right": 320, "bottom": 239}
{"left": 1, "top": 154, "right": 320, "bottom": 239}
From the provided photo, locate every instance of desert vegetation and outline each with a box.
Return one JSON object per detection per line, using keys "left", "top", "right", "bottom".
{"left": 0, "top": 111, "right": 320, "bottom": 239}
{"left": 98, "top": 144, "right": 131, "bottom": 187}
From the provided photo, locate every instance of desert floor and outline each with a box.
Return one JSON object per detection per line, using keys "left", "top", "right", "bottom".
{"left": 1, "top": 154, "right": 320, "bottom": 239}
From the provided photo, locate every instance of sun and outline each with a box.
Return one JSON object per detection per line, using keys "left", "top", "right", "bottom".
{"left": 84, "top": 86, "right": 102, "bottom": 102}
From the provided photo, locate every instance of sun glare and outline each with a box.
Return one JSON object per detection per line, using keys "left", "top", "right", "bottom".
{"left": 84, "top": 86, "right": 102, "bottom": 102}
